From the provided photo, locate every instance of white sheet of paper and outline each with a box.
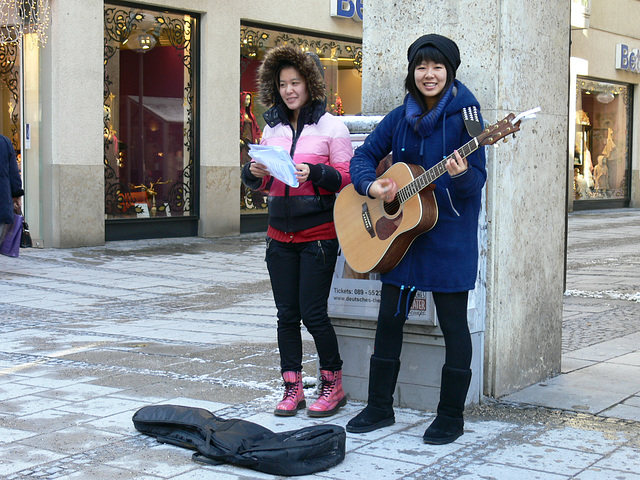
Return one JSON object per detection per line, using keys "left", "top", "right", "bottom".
{"left": 248, "top": 144, "right": 299, "bottom": 188}
{"left": 512, "top": 106, "right": 542, "bottom": 125}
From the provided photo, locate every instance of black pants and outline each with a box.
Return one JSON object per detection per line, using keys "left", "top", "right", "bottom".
{"left": 266, "top": 237, "right": 342, "bottom": 372}
{"left": 373, "top": 283, "right": 472, "bottom": 370}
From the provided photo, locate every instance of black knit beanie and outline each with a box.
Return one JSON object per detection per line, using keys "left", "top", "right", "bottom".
{"left": 407, "top": 34, "right": 461, "bottom": 74}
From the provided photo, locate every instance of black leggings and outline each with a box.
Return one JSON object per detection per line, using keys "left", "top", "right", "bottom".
{"left": 266, "top": 237, "right": 342, "bottom": 372}
{"left": 373, "top": 283, "right": 472, "bottom": 370}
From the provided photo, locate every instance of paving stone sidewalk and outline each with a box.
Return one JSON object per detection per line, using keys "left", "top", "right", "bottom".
{"left": 0, "top": 210, "right": 639, "bottom": 479}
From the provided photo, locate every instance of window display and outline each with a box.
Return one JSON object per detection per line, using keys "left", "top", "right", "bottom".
{"left": 0, "top": 42, "right": 20, "bottom": 149}
{"left": 240, "top": 91, "right": 265, "bottom": 209}
{"left": 103, "top": 5, "right": 197, "bottom": 220}
{"left": 0, "top": 31, "right": 43, "bottom": 244}
{"left": 240, "top": 25, "right": 362, "bottom": 214}
{"left": 574, "top": 78, "right": 631, "bottom": 202}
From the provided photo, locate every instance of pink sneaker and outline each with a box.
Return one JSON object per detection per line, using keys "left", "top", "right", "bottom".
{"left": 308, "top": 370, "right": 347, "bottom": 417}
{"left": 274, "top": 371, "right": 306, "bottom": 416}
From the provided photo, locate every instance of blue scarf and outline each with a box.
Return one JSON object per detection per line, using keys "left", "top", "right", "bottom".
{"left": 405, "top": 84, "right": 454, "bottom": 138}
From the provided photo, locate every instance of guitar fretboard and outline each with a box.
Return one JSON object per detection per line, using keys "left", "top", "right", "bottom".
{"left": 396, "top": 137, "right": 480, "bottom": 204}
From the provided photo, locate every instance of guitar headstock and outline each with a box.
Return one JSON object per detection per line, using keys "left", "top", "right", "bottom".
{"left": 477, "top": 113, "right": 519, "bottom": 147}
{"left": 477, "top": 107, "right": 541, "bottom": 147}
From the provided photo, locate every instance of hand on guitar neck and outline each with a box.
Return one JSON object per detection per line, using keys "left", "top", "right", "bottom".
{"left": 444, "top": 150, "right": 467, "bottom": 177}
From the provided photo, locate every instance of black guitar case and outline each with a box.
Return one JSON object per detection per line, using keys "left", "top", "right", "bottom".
{"left": 132, "top": 404, "right": 346, "bottom": 476}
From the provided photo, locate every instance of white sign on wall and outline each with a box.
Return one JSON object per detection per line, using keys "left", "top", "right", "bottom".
{"left": 328, "top": 252, "right": 437, "bottom": 325}
{"left": 25, "top": 124, "right": 31, "bottom": 149}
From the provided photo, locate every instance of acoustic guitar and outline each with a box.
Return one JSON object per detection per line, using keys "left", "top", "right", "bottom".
{"left": 334, "top": 108, "right": 541, "bottom": 274}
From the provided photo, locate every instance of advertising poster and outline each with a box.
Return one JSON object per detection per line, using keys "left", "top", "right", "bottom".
{"left": 328, "top": 253, "right": 437, "bottom": 326}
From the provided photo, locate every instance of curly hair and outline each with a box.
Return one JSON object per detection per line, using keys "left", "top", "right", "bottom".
{"left": 257, "top": 45, "right": 326, "bottom": 108}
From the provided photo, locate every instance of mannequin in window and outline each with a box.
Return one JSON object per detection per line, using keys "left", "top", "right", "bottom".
{"left": 593, "top": 155, "right": 609, "bottom": 197}
{"left": 602, "top": 127, "right": 616, "bottom": 158}
{"left": 574, "top": 168, "right": 588, "bottom": 199}
{"left": 574, "top": 132, "right": 594, "bottom": 191}
{"left": 240, "top": 92, "right": 265, "bottom": 208}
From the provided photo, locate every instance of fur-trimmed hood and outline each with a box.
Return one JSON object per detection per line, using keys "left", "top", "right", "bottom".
{"left": 257, "top": 45, "right": 326, "bottom": 108}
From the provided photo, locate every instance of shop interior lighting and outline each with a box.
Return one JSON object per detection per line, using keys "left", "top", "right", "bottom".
{"left": 0, "top": 0, "right": 50, "bottom": 46}
{"left": 596, "top": 92, "right": 615, "bottom": 104}
{"left": 122, "top": 31, "right": 157, "bottom": 52}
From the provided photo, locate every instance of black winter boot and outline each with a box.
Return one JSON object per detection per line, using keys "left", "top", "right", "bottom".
{"left": 423, "top": 365, "right": 472, "bottom": 445}
{"left": 346, "top": 356, "right": 400, "bottom": 433}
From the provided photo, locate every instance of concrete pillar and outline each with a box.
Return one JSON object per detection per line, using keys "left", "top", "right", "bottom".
{"left": 198, "top": 10, "right": 241, "bottom": 237}
{"left": 40, "top": 0, "right": 105, "bottom": 247}
{"left": 338, "top": 1, "right": 569, "bottom": 403}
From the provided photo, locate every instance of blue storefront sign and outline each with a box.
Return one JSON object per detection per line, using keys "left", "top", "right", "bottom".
{"left": 616, "top": 44, "right": 640, "bottom": 74}
{"left": 330, "top": 0, "right": 363, "bottom": 21}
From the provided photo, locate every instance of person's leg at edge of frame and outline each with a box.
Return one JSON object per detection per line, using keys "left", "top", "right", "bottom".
{"left": 346, "top": 283, "right": 415, "bottom": 432}
{"left": 423, "top": 291, "right": 472, "bottom": 445}
{"left": 266, "top": 239, "right": 306, "bottom": 416}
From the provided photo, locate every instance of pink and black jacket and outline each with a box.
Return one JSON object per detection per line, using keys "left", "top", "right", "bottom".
{"left": 241, "top": 45, "right": 352, "bottom": 236}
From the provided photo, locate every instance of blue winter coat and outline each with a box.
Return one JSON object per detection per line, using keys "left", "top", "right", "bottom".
{"left": 349, "top": 80, "right": 486, "bottom": 293}
{"left": 0, "top": 135, "right": 23, "bottom": 224}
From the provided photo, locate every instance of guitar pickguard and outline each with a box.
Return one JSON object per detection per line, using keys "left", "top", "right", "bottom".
{"left": 375, "top": 212, "right": 403, "bottom": 240}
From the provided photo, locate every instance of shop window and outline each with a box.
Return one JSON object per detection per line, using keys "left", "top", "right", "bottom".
{"left": 104, "top": 4, "right": 197, "bottom": 220}
{"left": 0, "top": 32, "right": 43, "bottom": 244}
{"left": 574, "top": 78, "right": 631, "bottom": 203}
{"left": 0, "top": 42, "right": 20, "bottom": 150}
{"left": 239, "top": 24, "right": 362, "bottom": 213}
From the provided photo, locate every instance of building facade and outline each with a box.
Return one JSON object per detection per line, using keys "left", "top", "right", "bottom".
{"left": 6, "top": 1, "right": 639, "bottom": 247}
{"left": 0, "top": 0, "right": 362, "bottom": 247}
{"left": 570, "top": 0, "right": 640, "bottom": 211}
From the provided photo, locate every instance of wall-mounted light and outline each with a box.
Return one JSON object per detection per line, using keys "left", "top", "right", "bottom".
{"left": 595, "top": 92, "right": 615, "bottom": 104}
{"left": 123, "top": 31, "right": 157, "bottom": 53}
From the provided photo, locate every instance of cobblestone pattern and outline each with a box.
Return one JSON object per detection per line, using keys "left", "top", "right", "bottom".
{"left": 3, "top": 436, "right": 159, "bottom": 480}
{"left": 562, "top": 301, "right": 640, "bottom": 352}
{"left": 562, "top": 210, "right": 640, "bottom": 352}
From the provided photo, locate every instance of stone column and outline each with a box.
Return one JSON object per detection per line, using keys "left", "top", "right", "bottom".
{"left": 339, "top": 1, "right": 569, "bottom": 402}
{"left": 40, "top": 0, "right": 105, "bottom": 247}
{"left": 198, "top": 11, "right": 241, "bottom": 237}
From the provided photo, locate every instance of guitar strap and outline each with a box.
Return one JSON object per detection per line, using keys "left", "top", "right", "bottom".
{"left": 462, "top": 106, "right": 483, "bottom": 137}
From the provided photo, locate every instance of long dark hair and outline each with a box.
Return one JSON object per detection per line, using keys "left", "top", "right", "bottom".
{"left": 404, "top": 45, "right": 455, "bottom": 116}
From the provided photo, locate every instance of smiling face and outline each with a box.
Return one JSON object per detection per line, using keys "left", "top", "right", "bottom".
{"left": 278, "top": 66, "right": 310, "bottom": 115}
{"left": 414, "top": 60, "right": 448, "bottom": 110}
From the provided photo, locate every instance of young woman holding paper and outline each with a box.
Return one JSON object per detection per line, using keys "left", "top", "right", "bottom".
{"left": 240, "top": 44, "right": 352, "bottom": 418}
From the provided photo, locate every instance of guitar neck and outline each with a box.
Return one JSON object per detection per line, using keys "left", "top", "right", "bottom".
{"left": 396, "top": 137, "right": 479, "bottom": 203}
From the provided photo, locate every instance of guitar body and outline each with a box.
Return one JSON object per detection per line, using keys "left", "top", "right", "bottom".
{"left": 334, "top": 163, "right": 438, "bottom": 274}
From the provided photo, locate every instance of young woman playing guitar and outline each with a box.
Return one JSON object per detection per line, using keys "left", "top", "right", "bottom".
{"left": 346, "top": 34, "right": 487, "bottom": 445}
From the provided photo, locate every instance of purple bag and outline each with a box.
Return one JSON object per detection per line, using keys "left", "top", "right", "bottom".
{"left": 0, "top": 213, "right": 24, "bottom": 257}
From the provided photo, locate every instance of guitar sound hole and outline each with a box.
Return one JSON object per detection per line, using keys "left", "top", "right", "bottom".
{"left": 383, "top": 200, "right": 400, "bottom": 216}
